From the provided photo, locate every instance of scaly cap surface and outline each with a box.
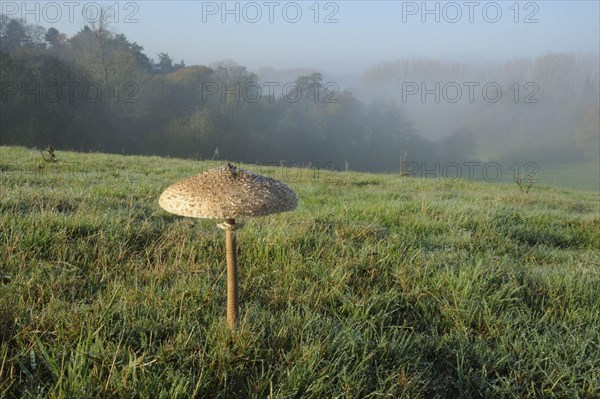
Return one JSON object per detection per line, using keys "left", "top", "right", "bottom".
{"left": 159, "top": 163, "right": 297, "bottom": 219}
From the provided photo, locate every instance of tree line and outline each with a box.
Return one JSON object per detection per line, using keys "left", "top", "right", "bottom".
{"left": 4, "top": 13, "right": 595, "bottom": 172}
{"left": 0, "top": 14, "right": 452, "bottom": 172}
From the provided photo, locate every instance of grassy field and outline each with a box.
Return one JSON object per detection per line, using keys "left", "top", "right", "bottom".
{"left": 533, "top": 163, "right": 600, "bottom": 193}
{"left": 1, "top": 145, "right": 599, "bottom": 398}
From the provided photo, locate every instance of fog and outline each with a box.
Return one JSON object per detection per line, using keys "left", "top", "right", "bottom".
{"left": 355, "top": 54, "right": 599, "bottom": 162}
{"left": 1, "top": 1, "right": 599, "bottom": 179}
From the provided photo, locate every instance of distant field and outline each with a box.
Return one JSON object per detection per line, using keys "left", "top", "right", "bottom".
{"left": 399, "top": 159, "right": 599, "bottom": 193}
{"left": 1, "top": 146, "right": 599, "bottom": 398}
{"left": 534, "top": 163, "right": 600, "bottom": 193}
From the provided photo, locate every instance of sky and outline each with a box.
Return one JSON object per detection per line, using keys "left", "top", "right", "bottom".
{"left": 3, "top": 1, "right": 599, "bottom": 75}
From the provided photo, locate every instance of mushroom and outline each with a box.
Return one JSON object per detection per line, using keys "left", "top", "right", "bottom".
{"left": 158, "top": 163, "right": 297, "bottom": 328}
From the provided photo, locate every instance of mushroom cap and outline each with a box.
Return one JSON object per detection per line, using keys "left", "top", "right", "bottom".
{"left": 159, "top": 163, "right": 297, "bottom": 219}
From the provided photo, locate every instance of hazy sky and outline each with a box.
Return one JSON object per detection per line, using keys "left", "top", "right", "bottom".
{"left": 5, "top": 1, "right": 599, "bottom": 74}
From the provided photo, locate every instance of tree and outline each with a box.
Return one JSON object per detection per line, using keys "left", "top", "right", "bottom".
{"left": 85, "top": 6, "right": 114, "bottom": 87}
{"left": 295, "top": 72, "right": 323, "bottom": 93}
{"left": 173, "top": 59, "right": 185, "bottom": 72}
{"left": 1, "top": 19, "right": 28, "bottom": 51}
{"left": 24, "top": 23, "right": 47, "bottom": 49}
{"left": 45, "top": 27, "right": 60, "bottom": 45}
{"left": 113, "top": 33, "right": 152, "bottom": 71}
{"left": 155, "top": 52, "right": 173, "bottom": 74}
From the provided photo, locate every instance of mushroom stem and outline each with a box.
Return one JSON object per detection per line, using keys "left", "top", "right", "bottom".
{"left": 224, "top": 218, "right": 239, "bottom": 328}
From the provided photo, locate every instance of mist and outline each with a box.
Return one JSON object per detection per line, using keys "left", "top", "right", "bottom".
{"left": 1, "top": 1, "right": 599, "bottom": 185}
{"left": 355, "top": 54, "right": 599, "bottom": 164}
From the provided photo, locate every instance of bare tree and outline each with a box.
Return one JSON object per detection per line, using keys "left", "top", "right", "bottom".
{"left": 86, "top": 7, "right": 113, "bottom": 88}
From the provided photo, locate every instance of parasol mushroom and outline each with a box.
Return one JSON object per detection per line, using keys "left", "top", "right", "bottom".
{"left": 158, "top": 163, "right": 297, "bottom": 328}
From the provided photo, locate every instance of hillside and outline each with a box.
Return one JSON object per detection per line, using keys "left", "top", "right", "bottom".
{"left": 1, "top": 146, "right": 599, "bottom": 398}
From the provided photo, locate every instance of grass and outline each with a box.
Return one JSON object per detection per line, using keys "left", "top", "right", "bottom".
{"left": 1, "top": 145, "right": 599, "bottom": 398}
{"left": 533, "top": 163, "right": 600, "bottom": 193}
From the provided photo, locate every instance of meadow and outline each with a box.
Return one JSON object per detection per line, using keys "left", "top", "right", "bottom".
{"left": 0, "top": 146, "right": 598, "bottom": 398}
